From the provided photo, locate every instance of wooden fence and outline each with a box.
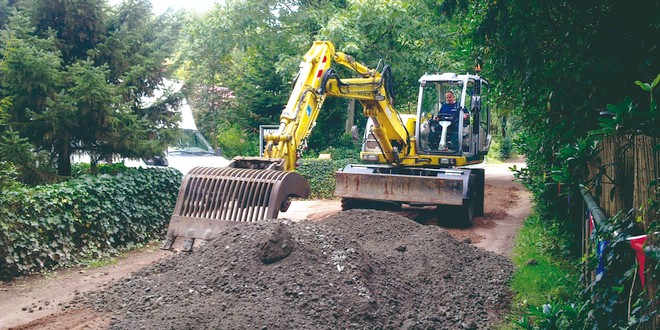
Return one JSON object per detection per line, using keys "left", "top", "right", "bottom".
{"left": 592, "top": 135, "right": 659, "bottom": 231}
{"left": 586, "top": 134, "right": 658, "bottom": 328}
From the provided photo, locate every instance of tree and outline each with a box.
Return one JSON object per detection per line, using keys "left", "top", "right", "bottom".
{"left": 178, "top": 0, "right": 347, "bottom": 155}
{"left": 465, "top": 0, "right": 658, "bottom": 222}
{"left": 0, "top": 0, "right": 183, "bottom": 177}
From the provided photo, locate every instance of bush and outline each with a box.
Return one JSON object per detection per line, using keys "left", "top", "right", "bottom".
{"left": 0, "top": 129, "right": 58, "bottom": 185}
{"left": 487, "top": 135, "right": 514, "bottom": 162}
{"left": 217, "top": 124, "right": 258, "bottom": 158}
{"left": 297, "top": 158, "right": 349, "bottom": 199}
{"left": 0, "top": 161, "right": 22, "bottom": 191}
{"left": 71, "top": 162, "right": 134, "bottom": 177}
{"left": 0, "top": 167, "right": 182, "bottom": 279}
{"left": 315, "top": 133, "right": 361, "bottom": 160}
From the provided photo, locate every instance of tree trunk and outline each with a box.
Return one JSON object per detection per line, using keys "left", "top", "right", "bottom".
{"left": 345, "top": 99, "right": 355, "bottom": 134}
{"left": 56, "top": 136, "right": 72, "bottom": 177}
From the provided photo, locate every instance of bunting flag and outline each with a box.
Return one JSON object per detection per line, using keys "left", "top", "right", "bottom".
{"left": 588, "top": 210, "right": 595, "bottom": 236}
{"left": 628, "top": 235, "right": 648, "bottom": 288}
{"left": 596, "top": 240, "right": 608, "bottom": 281}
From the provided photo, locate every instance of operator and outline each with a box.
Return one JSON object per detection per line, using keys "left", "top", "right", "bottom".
{"left": 439, "top": 91, "right": 459, "bottom": 116}
{"left": 437, "top": 91, "right": 468, "bottom": 150}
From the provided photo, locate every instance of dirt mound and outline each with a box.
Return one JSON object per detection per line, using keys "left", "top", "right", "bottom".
{"left": 81, "top": 210, "right": 514, "bottom": 329}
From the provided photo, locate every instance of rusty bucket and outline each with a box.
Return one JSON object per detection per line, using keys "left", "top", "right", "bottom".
{"left": 162, "top": 166, "right": 310, "bottom": 251}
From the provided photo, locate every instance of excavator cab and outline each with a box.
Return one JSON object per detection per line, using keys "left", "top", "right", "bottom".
{"left": 417, "top": 73, "right": 491, "bottom": 159}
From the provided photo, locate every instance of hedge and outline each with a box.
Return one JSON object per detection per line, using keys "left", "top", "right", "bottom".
{"left": 0, "top": 159, "right": 351, "bottom": 279}
{"left": 297, "top": 158, "right": 350, "bottom": 199}
{"left": 0, "top": 167, "right": 181, "bottom": 279}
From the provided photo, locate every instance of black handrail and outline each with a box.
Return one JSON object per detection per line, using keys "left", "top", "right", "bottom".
{"left": 580, "top": 187, "right": 607, "bottom": 229}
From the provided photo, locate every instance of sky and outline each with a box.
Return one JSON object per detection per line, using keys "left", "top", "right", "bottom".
{"left": 108, "top": 0, "right": 222, "bottom": 15}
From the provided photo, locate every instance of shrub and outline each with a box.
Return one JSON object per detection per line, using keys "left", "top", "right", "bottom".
{"left": 0, "top": 129, "right": 58, "bottom": 185}
{"left": 217, "top": 124, "right": 258, "bottom": 158}
{"left": 316, "top": 133, "right": 361, "bottom": 160}
{"left": 0, "top": 161, "right": 21, "bottom": 191}
{"left": 0, "top": 167, "right": 181, "bottom": 279}
{"left": 71, "top": 162, "right": 133, "bottom": 177}
{"left": 297, "top": 158, "right": 349, "bottom": 199}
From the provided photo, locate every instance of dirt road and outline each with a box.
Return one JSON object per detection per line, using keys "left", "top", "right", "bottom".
{"left": 0, "top": 159, "right": 529, "bottom": 330}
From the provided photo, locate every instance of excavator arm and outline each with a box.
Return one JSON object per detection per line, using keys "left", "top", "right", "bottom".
{"left": 163, "top": 40, "right": 412, "bottom": 250}
{"left": 262, "top": 41, "right": 410, "bottom": 169}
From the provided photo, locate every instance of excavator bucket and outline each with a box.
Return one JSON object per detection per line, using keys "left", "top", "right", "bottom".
{"left": 162, "top": 166, "right": 310, "bottom": 251}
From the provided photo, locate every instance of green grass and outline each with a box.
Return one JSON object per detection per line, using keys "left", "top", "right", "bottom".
{"left": 497, "top": 214, "right": 581, "bottom": 329}
{"left": 81, "top": 257, "right": 117, "bottom": 268}
{"left": 511, "top": 214, "right": 579, "bottom": 304}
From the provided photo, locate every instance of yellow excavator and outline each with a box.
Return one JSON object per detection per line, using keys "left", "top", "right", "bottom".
{"left": 162, "top": 41, "right": 491, "bottom": 251}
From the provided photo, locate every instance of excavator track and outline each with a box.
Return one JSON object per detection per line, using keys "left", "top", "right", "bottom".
{"left": 162, "top": 166, "right": 310, "bottom": 251}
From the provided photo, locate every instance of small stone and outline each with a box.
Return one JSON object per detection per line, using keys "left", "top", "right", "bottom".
{"left": 462, "top": 320, "right": 478, "bottom": 330}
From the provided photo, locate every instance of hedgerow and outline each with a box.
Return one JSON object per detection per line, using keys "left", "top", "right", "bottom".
{"left": 0, "top": 167, "right": 181, "bottom": 279}
{"left": 297, "top": 158, "right": 349, "bottom": 199}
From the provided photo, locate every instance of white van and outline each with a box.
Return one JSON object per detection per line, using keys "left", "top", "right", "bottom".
{"left": 124, "top": 81, "right": 230, "bottom": 175}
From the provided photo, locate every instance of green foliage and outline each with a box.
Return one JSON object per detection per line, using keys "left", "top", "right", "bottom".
{"left": 487, "top": 135, "right": 514, "bottom": 162}
{"left": 179, "top": 0, "right": 339, "bottom": 146}
{"left": 216, "top": 123, "right": 258, "bottom": 158}
{"left": 309, "top": 132, "right": 360, "bottom": 161}
{"left": 577, "top": 210, "right": 655, "bottom": 329}
{"left": 595, "top": 73, "right": 660, "bottom": 137}
{"left": 0, "top": 167, "right": 181, "bottom": 279}
{"left": 178, "top": 0, "right": 483, "bottom": 156}
{"left": 0, "top": 161, "right": 22, "bottom": 191}
{"left": 0, "top": 127, "right": 34, "bottom": 171}
{"left": 508, "top": 214, "right": 581, "bottom": 329}
{"left": 457, "top": 0, "right": 660, "bottom": 258}
{"left": 511, "top": 76, "right": 660, "bottom": 328}
{"left": 517, "top": 302, "right": 581, "bottom": 330}
{"left": 70, "top": 162, "right": 133, "bottom": 177}
{"left": 296, "top": 159, "right": 349, "bottom": 199}
{"left": 550, "top": 136, "right": 600, "bottom": 191}
{"left": 0, "top": 127, "right": 58, "bottom": 185}
{"left": 319, "top": 0, "right": 484, "bottom": 110}
{"left": 0, "top": 2, "right": 182, "bottom": 176}
{"left": 512, "top": 215, "right": 579, "bottom": 302}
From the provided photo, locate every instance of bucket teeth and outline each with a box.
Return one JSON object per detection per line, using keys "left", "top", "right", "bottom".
{"left": 161, "top": 237, "right": 173, "bottom": 250}
{"left": 182, "top": 238, "right": 194, "bottom": 253}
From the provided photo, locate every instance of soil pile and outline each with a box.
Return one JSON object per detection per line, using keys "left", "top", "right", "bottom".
{"left": 82, "top": 210, "right": 514, "bottom": 329}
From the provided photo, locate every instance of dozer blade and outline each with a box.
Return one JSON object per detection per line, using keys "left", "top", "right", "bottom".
{"left": 334, "top": 164, "right": 470, "bottom": 206}
{"left": 162, "top": 166, "right": 310, "bottom": 251}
